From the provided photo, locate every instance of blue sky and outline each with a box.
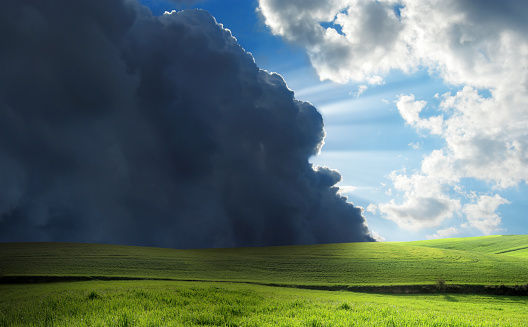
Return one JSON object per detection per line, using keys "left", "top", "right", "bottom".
{"left": 139, "top": 0, "right": 528, "bottom": 242}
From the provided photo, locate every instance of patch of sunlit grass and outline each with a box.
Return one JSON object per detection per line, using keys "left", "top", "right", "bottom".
{"left": 1, "top": 280, "right": 527, "bottom": 326}
{"left": 410, "top": 235, "right": 528, "bottom": 257}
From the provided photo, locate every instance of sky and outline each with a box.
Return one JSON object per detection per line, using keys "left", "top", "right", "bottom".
{"left": 0, "top": 0, "right": 526, "bottom": 247}
{"left": 140, "top": 0, "right": 528, "bottom": 242}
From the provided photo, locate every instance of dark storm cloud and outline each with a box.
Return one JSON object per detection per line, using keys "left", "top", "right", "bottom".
{"left": 0, "top": 0, "right": 374, "bottom": 248}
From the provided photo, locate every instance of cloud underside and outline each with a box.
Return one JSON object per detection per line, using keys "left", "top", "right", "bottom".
{"left": 259, "top": 0, "right": 528, "bottom": 235}
{"left": 0, "top": 0, "right": 374, "bottom": 248}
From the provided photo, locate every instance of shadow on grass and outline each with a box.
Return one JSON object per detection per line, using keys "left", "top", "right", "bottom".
{"left": 443, "top": 294, "right": 459, "bottom": 302}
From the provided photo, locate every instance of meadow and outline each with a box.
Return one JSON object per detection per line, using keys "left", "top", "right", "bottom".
{"left": 409, "top": 235, "right": 528, "bottom": 257}
{"left": 2, "top": 280, "right": 528, "bottom": 326}
{"left": 1, "top": 235, "right": 528, "bottom": 326}
{"left": 2, "top": 235, "right": 528, "bottom": 286}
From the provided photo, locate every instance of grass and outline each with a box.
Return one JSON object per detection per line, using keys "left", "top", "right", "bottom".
{"left": 1, "top": 235, "right": 528, "bottom": 326}
{"left": 2, "top": 235, "right": 528, "bottom": 286}
{"left": 1, "top": 280, "right": 527, "bottom": 326}
{"left": 410, "top": 235, "right": 528, "bottom": 257}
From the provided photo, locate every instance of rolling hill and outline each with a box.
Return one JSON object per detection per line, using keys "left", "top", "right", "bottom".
{"left": 1, "top": 235, "right": 528, "bottom": 287}
{"left": 409, "top": 234, "right": 528, "bottom": 257}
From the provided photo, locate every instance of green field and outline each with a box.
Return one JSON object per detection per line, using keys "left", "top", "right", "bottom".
{"left": 2, "top": 280, "right": 528, "bottom": 326}
{"left": 2, "top": 235, "right": 528, "bottom": 286}
{"left": 410, "top": 235, "right": 528, "bottom": 257}
{"left": 1, "top": 235, "right": 528, "bottom": 326}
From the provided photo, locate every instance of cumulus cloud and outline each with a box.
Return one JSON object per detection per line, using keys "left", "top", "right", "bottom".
{"left": 0, "top": 0, "right": 374, "bottom": 248}
{"left": 375, "top": 171, "right": 461, "bottom": 230}
{"left": 426, "top": 226, "right": 460, "bottom": 240}
{"left": 396, "top": 95, "right": 443, "bottom": 135}
{"left": 259, "top": 0, "right": 528, "bottom": 234}
{"left": 258, "top": 0, "right": 408, "bottom": 83}
{"left": 463, "top": 195, "right": 510, "bottom": 235}
{"left": 259, "top": 0, "right": 528, "bottom": 87}
{"left": 369, "top": 230, "right": 385, "bottom": 242}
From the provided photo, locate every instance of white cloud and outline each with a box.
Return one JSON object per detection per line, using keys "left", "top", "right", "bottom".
{"left": 463, "top": 194, "right": 510, "bottom": 234}
{"left": 397, "top": 94, "right": 426, "bottom": 125}
{"left": 370, "top": 229, "right": 386, "bottom": 242}
{"left": 396, "top": 94, "right": 443, "bottom": 135}
{"left": 367, "top": 75, "right": 385, "bottom": 85}
{"left": 258, "top": 0, "right": 411, "bottom": 84}
{"left": 377, "top": 171, "right": 461, "bottom": 230}
{"left": 259, "top": 0, "right": 528, "bottom": 234}
{"left": 426, "top": 226, "right": 460, "bottom": 240}
{"left": 354, "top": 84, "right": 368, "bottom": 97}
{"left": 337, "top": 185, "right": 359, "bottom": 194}
{"left": 439, "top": 87, "right": 528, "bottom": 189}
{"left": 366, "top": 203, "right": 377, "bottom": 214}
{"left": 408, "top": 142, "right": 420, "bottom": 150}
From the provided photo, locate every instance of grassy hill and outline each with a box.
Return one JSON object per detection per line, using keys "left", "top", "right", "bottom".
{"left": 2, "top": 235, "right": 528, "bottom": 286}
{"left": 409, "top": 235, "right": 528, "bottom": 257}
{"left": 2, "top": 236, "right": 528, "bottom": 326}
